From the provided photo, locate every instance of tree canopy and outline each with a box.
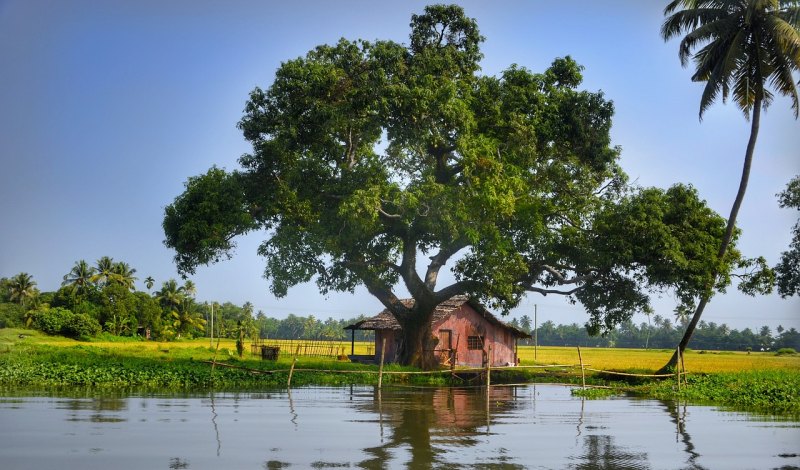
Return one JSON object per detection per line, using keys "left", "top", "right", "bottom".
{"left": 163, "top": 5, "right": 742, "bottom": 367}
{"left": 776, "top": 175, "right": 800, "bottom": 297}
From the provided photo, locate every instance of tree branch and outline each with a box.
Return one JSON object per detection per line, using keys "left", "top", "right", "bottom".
{"left": 541, "top": 264, "right": 597, "bottom": 285}
{"left": 424, "top": 237, "right": 469, "bottom": 289}
{"left": 434, "top": 279, "right": 484, "bottom": 303}
{"left": 524, "top": 285, "right": 585, "bottom": 296}
{"left": 399, "top": 236, "right": 430, "bottom": 301}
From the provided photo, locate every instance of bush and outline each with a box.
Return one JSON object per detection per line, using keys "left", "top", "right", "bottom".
{"left": 0, "top": 303, "right": 24, "bottom": 328}
{"left": 31, "top": 307, "right": 72, "bottom": 335}
{"left": 30, "top": 307, "right": 100, "bottom": 339}
{"left": 63, "top": 313, "right": 101, "bottom": 338}
{"left": 776, "top": 348, "right": 797, "bottom": 356}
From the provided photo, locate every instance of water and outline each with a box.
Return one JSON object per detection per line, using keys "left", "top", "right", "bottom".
{"left": 0, "top": 385, "right": 797, "bottom": 469}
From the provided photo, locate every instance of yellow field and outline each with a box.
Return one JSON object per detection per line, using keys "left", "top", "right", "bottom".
{"left": 518, "top": 345, "right": 800, "bottom": 373}
{"left": 4, "top": 330, "right": 798, "bottom": 373}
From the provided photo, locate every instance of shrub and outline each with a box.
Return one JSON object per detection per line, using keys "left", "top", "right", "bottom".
{"left": 30, "top": 307, "right": 100, "bottom": 339}
{"left": 0, "top": 303, "right": 24, "bottom": 328}
{"left": 776, "top": 348, "right": 797, "bottom": 356}
{"left": 63, "top": 313, "right": 101, "bottom": 339}
{"left": 30, "top": 307, "right": 72, "bottom": 335}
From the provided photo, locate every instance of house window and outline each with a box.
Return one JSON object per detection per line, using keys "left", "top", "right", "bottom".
{"left": 467, "top": 335, "right": 483, "bottom": 350}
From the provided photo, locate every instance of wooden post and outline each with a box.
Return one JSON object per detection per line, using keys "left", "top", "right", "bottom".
{"left": 534, "top": 304, "right": 538, "bottom": 361}
{"left": 378, "top": 338, "right": 387, "bottom": 389}
{"left": 287, "top": 344, "right": 300, "bottom": 388}
{"left": 680, "top": 348, "right": 687, "bottom": 385}
{"left": 577, "top": 346, "right": 586, "bottom": 390}
{"left": 676, "top": 347, "right": 681, "bottom": 392}
{"left": 485, "top": 346, "right": 492, "bottom": 391}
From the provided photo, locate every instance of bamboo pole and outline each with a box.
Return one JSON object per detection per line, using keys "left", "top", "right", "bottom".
{"left": 485, "top": 346, "right": 492, "bottom": 390}
{"left": 378, "top": 338, "right": 386, "bottom": 389}
{"left": 676, "top": 347, "right": 681, "bottom": 392}
{"left": 287, "top": 345, "right": 300, "bottom": 388}
{"left": 680, "top": 348, "right": 687, "bottom": 385}
{"left": 577, "top": 346, "right": 586, "bottom": 390}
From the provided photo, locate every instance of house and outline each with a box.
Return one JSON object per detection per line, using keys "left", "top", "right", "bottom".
{"left": 344, "top": 295, "right": 530, "bottom": 367}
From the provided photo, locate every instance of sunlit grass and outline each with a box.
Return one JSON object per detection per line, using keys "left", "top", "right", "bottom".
{"left": 518, "top": 345, "right": 800, "bottom": 373}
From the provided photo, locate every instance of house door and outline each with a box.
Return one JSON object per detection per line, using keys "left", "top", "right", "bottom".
{"left": 438, "top": 329, "right": 453, "bottom": 366}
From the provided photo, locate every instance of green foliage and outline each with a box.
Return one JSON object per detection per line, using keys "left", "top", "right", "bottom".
{"left": 163, "top": 5, "right": 739, "bottom": 367}
{"left": 662, "top": 0, "right": 800, "bottom": 119}
{"left": 570, "top": 387, "right": 620, "bottom": 399}
{"left": 776, "top": 348, "right": 797, "bottom": 356}
{"left": 28, "top": 307, "right": 102, "bottom": 339}
{"left": 63, "top": 312, "right": 102, "bottom": 339}
{"left": 640, "top": 370, "right": 800, "bottom": 415}
{"left": 7, "top": 273, "right": 38, "bottom": 309}
{"left": 0, "top": 303, "right": 24, "bottom": 328}
{"left": 776, "top": 175, "right": 800, "bottom": 297}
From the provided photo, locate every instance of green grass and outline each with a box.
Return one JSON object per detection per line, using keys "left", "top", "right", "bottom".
{"left": 1, "top": 328, "right": 799, "bottom": 415}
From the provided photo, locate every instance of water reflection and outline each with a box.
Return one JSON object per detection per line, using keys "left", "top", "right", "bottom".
{"left": 355, "top": 387, "right": 523, "bottom": 468}
{"left": 1, "top": 386, "right": 798, "bottom": 469}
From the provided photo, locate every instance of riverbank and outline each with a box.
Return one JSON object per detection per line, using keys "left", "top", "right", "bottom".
{"left": 1, "top": 329, "right": 798, "bottom": 414}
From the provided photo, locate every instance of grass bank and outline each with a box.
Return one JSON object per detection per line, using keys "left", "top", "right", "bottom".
{"left": 1, "top": 329, "right": 798, "bottom": 415}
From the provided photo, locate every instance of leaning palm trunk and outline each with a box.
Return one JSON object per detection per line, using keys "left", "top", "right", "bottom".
{"left": 661, "top": 101, "right": 761, "bottom": 371}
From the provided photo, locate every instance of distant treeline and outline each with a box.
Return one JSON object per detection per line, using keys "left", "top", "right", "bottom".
{"left": 1, "top": 262, "right": 797, "bottom": 350}
{"left": 509, "top": 316, "right": 800, "bottom": 351}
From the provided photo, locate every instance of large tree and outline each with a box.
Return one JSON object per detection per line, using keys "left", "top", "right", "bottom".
{"left": 661, "top": 0, "right": 800, "bottom": 364}
{"left": 164, "top": 5, "right": 740, "bottom": 368}
{"left": 776, "top": 175, "right": 800, "bottom": 297}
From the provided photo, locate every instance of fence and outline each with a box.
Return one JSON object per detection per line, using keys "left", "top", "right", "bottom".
{"left": 250, "top": 339, "right": 375, "bottom": 358}
{"left": 214, "top": 344, "right": 686, "bottom": 389}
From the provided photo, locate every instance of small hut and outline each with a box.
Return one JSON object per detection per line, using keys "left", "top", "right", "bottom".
{"left": 344, "top": 296, "right": 530, "bottom": 367}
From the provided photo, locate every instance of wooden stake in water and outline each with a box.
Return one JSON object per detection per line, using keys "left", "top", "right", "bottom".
{"left": 577, "top": 346, "right": 586, "bottom": 390}
{"left": 486, "top": 346, "right": 492, "bottom": 390}
{"left": 287, "top": 344, "right": 300, "bottom": 388}
{"left": 378, "top": 338, "right": 386, "bottom": 389}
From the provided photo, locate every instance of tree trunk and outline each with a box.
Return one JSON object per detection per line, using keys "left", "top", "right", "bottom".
{"left": 397, "top": 306, "right": 438, "bottom": 369}
{"left": 661, "top": 100, "right": 761, "bottom": 371}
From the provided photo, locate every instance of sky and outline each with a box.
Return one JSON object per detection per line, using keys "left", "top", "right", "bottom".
{"left": 1, "top": 0, "right": 798, "bottom": 331}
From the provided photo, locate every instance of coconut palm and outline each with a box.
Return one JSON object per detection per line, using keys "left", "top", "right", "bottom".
{"left": 242, "top": 301, "right": 254, "bottom": 318}
{"left": 61, "top": 260, "right": 96, "bottom": 299}
{"left": 156, "top": 279, "right": 184, "bottom": 311}
{"left": 92, "top": 256, "right": 116, "bottom": 286}
{"left": 8, "top": 272, "right": 38, "bottom": 309}
{"left": 144, "top": 276, "right": 155, "bottom": 292}
{"left": 661, "top": 0, "right": 800, "bottom": 362}
{"left": 112, "top": 261, "right": 137, "bottom": 290}
{"left": 182, "top": 280, "right": 196, "bottom": 299}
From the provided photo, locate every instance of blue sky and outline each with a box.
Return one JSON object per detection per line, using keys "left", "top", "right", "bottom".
{"left": 1, "top": 1, "right": 797, "bottom": 331}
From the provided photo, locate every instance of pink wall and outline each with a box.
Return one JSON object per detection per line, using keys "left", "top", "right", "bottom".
{"left": 371, "top": 304, "right": 519, "bottom": 367}
{"left": 433, "top": 304, "right": 518, "bottom": 367}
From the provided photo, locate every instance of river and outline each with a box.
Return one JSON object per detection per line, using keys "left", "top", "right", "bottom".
{"left": 0, "top": 385, "right": 798, "bottom": 469}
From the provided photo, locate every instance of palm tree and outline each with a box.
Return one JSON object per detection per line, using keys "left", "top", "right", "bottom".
{"left": 8, "top": 272, "right": 38, "bottom": 309}
{"left": 242, "top": 301, "right": 254, "bottom": 318}
{"left": 156, "top": 279, "right": 184, "bottom": 311}
{"left": 112, "top": 261, "right": 137, "bottom": 290}
{"left": 144, "top": 276, "right": 155, "bottom": 292}
{"left": 182, "top": 280, "right": 196, "bottom": 300}
{"left": 61, "top": 260, "right": 96, "bottom": 299}
{"left": 661, "top": 0, "right": 800, "bottom": 365}
{"left": 92, "top": 256, "right": 116, "bottom": 286}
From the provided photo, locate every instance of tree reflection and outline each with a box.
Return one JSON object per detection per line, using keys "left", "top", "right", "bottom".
{"left": 355, "top": 386, "right": 521, "bottom": 469}
{"left": 661, "top": 400, "right": 706, "bottom": 470}
{"left": 572, "top": 434, "right": 648, "bottom": 469}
